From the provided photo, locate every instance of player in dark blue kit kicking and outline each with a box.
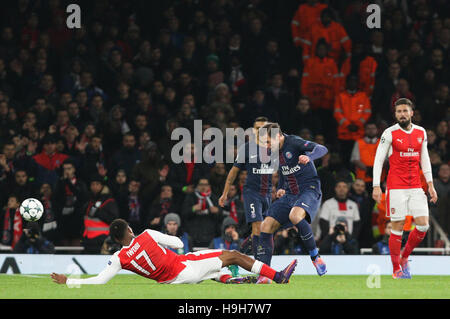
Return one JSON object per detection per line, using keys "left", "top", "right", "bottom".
{"left": 257, "top": 122, "right": 328, "bottom": 277}
{"left": 219, "top": 117, "right": 273, "bottom": 261}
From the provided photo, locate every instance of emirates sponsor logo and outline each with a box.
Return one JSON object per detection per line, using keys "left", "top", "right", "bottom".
{"left": 281, "top": 165, "right": 301, "bottom": 175}
{"left": 400, "top": 148, "right": 419, "bottom": 157}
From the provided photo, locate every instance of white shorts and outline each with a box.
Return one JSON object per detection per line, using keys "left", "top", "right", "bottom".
{"left": 386, "top": 188, "right": 429, "bottom": 222}
{"left": 169, "top": 249, "right": 224, "bottom": 284}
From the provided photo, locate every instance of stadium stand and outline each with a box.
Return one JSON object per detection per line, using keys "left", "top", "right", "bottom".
{"left": 0, "top": 0, "right": 448, "bottom": 255}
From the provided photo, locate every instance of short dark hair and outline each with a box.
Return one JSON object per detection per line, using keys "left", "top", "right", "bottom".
{"left": 258, "top": 122, "right": 282, "bottom": 139}
{"left": 254, "top": 116, "right": 268, "bottom": 124}
{"left": 109, "top": 219, "right": 129, "bottom": 243}
{"left": 394, "top": 98, "right": 414, "bottom": 110}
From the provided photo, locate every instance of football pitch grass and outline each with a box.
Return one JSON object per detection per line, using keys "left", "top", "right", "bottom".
{"left": 1, "top": 274, "right": 449, "bottom": 299}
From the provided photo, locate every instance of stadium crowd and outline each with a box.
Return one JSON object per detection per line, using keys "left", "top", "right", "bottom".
{"left": 0, "top": 0, "right": 448, "bottom": 255}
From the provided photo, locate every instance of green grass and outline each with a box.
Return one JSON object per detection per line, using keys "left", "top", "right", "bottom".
{"left": 1, "top": 274, "right": 449, "bottom": 299}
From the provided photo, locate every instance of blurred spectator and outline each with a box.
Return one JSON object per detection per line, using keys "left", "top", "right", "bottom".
{"left": 1, "top": 195, "right": 22, "bottom": 248}
{"left": 9, "top": 169, "right": 39, "bottom": 202}
{"left": 78, "top": 134, "right": 106, "bottom": 181}
{"left": 319, "top": 217, "right": 359, "bottom": 255}
{"left": 291, "top": 0, "right": 328, "bottom": 56}
{"left": 209, "top": 162, "right": 227, "bottom": 195}
{"left": 181, "top": 178, "right": 222, "bottom": 247}
{"left": 31, "top": 134, "right": 69, "bottom": 187}
{"left": 288, "top": 96, "right": 323, "bottom": 136}
{"left": 350, "top": 122, "right": 379, "bottom": 184}
{"left": 168, "top": 143, "right": 210, "bottom": 198}
{"left": 373, "top": 61, "right": 401, "bottom": 120}
{"left": 0, "top": 140, "right": 18, "bottom": 183}
{"left": 348, "top": 178, "right": 374, "bottom": 249}
{"left": 13, "top": 222, "right": 55, "bottom": 254}
{"left": 120, "top": 179, "right": 146, "bottom": 234}
{"left": 110, "top": 132, "right": 142, "bottom": 177}
{"left": 318, "top": 180, "right": 361, "bottom": 240}
{"left": 274, "top": 227, "right": 304, "bottom": 255}
{"left": 433, "top": 163, "right": 450, "bottom": 233}
{"left": 372, "top": 221, "right": 392, "bottom": 255}
{"left": 38, "top": 182, "right": 58, "bottom": 244}
{"left": 53, "top": 159, "right": 89, "bottom": 246}
{"left": 301, "top": 38, "right": 338, "bottom": 142}
{"left": 147, "top": 184, "right": 180, "bottom": 231}
{"left": 334, "top": 74, "right": 372, "bottom": 165}
{"left": 163, "top": 213, "right": 192, "bottom": 254}
{"left": 81, "top": 174, "right": 119, "bottom": 254}
{"left": 303, "top": 8, "right": 351, "bottom": 64}
{"left": 209, "top": 217, "right": 242, "bottom": 250}
{"left": 220, "top": 183, "right": 247, "bottom": 237}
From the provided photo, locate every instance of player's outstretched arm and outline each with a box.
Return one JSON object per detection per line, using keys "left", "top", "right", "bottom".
{"left": 219, "top": 166, "right": 240, "bottom": 207}
{"left": 51, "top": 254, "right": 122, "bottom": 286}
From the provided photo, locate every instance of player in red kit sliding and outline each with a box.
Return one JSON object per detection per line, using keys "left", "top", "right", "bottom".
{"left": 51, "top": 219, "right": 297, "bottom": 285}
{"left": 372, "top": 98, "right": 438, "bottom": 279}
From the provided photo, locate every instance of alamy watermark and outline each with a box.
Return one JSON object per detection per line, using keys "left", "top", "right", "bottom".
{"left": 66, "top": 4, "right": 81, "bottom": 29}
{"left": 366, "top": 4, "right": 381, "bottom": 29}
{"left": 366, "top": 264, "right": 381, "bottom": 288}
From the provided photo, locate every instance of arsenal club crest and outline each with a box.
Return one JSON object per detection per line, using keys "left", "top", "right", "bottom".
{"left": 417, "top": 137, "right": 423, "bottom": 143}
{"left": 391, "top": 208, "right": 395, "bottom": 215}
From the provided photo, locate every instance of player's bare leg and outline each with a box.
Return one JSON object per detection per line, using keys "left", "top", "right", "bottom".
{"left": 219, "top": 250, "right": 297, "bottom": 284}
{"left": 399, "top": 216, "right": 429, "bottom": 277}
{"left": 289, "top": 206, "right": 326, "bottom": 276}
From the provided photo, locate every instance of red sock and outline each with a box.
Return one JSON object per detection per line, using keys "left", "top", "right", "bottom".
{"left": 401, "top": 228, "right": 426, "bottom": 260}
{"left": 389, "top": 232, "right": 402, "bottom": 272}
{"left": 219, "top": 274, "right": 232, "bottom": 283}
{"left": 259, "top": 264, "right": 277, "bottom": 280}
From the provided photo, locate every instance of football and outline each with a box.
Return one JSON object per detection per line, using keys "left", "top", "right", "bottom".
{"left": 20, "top": 198, "right": 44, "bottom": 222}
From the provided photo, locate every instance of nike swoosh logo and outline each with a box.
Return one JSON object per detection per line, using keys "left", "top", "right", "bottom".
{"left": 250, "top": 155, "right": 257, "bottom": 158}
{"left": 302, "top": 202, "right": 309, "bottom": 208}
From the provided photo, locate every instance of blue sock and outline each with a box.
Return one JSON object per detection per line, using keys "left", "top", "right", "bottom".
{"left": 256, "top": 232, "right": 273, "bottom": 266}
{"left": 251, "top": 234, "right": 260, "bottom": 260}
{"left": 295, "top": 219, "right": 319, "bottom": 260}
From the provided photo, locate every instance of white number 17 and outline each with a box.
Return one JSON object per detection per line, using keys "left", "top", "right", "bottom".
{"left": 130, "top": 250, "right": 156, "bottom": 275}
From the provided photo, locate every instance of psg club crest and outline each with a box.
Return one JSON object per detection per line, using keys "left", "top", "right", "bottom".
{"left": 285, "top": 151, "right": 292, "bottom": 159}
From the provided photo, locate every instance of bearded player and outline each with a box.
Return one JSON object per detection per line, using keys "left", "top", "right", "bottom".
{"left": 51, "top": 219, "right": 297, "bottom": 285}
{"left": 372, "top": 98, "right": 438, "bottom": 279}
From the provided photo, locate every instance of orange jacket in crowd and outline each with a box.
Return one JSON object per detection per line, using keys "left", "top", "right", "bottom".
{"left": 358, "top": 56, "right": 378, "bottom": 98}
{"left": 336, "top": 56, "right": 378, "bottom": 97}
{"left": 301, "top": 56, "right": 339, "bottom": 110}
{"left": 333, "top": 90, "right": 372, "bottom": 140}
{"left": 303, "top": 21, "right": 352, "bottom": 63}
{"left": 291, "top": 1, "right": 328, "bottom": 57}
{"left": 354, "top": 137, "right": 379, "bottom": 183}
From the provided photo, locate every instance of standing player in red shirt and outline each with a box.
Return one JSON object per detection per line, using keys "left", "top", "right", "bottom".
{"left": 51, "top": 219, "right": 297, "bottom": 285}
{"left": 372, "top": 98, "right": 438, "bottom": 279}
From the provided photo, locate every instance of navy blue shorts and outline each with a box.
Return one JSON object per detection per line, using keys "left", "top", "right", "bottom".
{"left": 266, "top": 187, "right": 322, "bottom": 228}
{"left": 242, "top": 189, "right": 271, "bottom": 223}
